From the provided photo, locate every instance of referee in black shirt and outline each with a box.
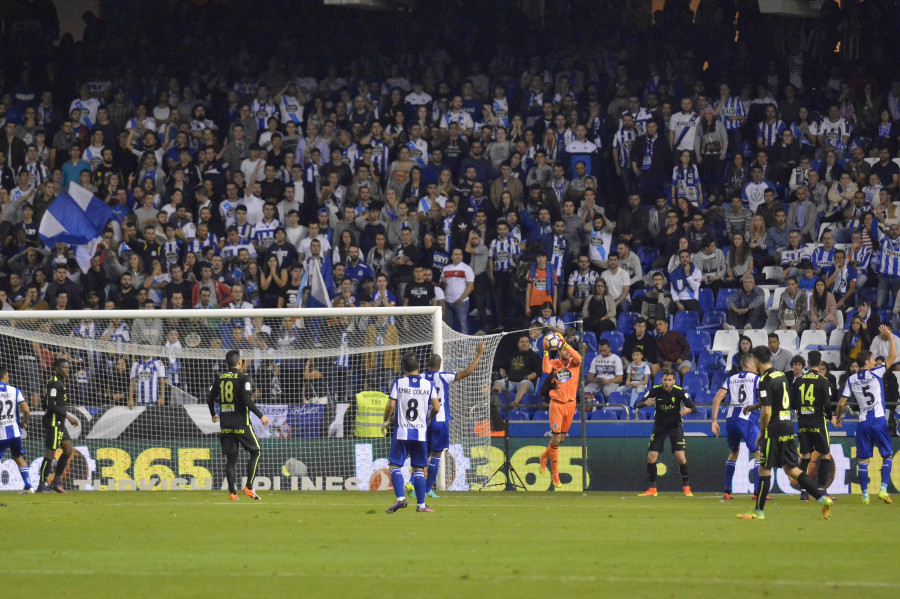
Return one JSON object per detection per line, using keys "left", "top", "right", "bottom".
{"left": 791, "top": 350, "right": 834, "bottom": 500}
{"left": 739, "top": 346, "right": 833, "bottom": 520}
{"left": 207, "top": 350, "right": 269, "bottom": 501}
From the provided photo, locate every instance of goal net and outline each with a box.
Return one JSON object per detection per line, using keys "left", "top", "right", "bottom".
{"left": 0, "top": 307, "right": 500, "bottom": 493}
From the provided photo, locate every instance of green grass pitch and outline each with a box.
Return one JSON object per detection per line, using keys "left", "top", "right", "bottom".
{"left": 2, "top": 491, "right": 898, "bottom": 598}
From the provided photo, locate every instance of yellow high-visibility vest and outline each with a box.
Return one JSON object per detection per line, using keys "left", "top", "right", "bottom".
{"left": 354, "top": 390, "right": 389, "bottom": 438}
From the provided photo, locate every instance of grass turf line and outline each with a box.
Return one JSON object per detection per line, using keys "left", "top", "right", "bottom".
{"left": 1, "top": 491, "right": 898, "bottom": 599}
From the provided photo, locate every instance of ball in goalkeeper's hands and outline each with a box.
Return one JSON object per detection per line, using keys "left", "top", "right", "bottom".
{"left": 545, "top": 333, "right": 564, "bottom": 351}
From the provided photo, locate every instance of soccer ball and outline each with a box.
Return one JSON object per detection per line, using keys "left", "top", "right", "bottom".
{"left": 547, "top": 333, "right": 564, "bottom": 351}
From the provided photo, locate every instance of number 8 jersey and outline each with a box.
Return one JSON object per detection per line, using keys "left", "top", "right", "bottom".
{"left": 841, "top": 365, "right": 887, "bottom": 422}
{"left": 390, "top": 374, "right": 438, "bottom": 441}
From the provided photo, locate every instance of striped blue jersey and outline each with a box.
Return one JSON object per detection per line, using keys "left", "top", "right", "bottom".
{"left": 810, "top": 246, "right": 835, "bottom": 275}
{"left": 841, "top": 365, "right": 887, "bottom": 422}
{"left": 781, "top": 244, "right": 810, "bottom": 268}
{"left": 817, "top": 117, "right": 850, "bottom": 151}
{"left": 251, "top": 98, "right": 277, "bottom": 130}
{"left": 0, "top": 382, "right": 26, "bottom": 440}
{"left": 756, "top": 119, "right": 786, "bottom": 148}
{"left": 130, "top": 359, "right": 166, "bottom": 405}
{"left": 390, "top": 374, "right": 438, "bottom": 441}
{"left": 186, "top": 234, "right": 218, "bottom": 256}
{"left": 876, "top": 234, "right": 900, "bottom": 276}
{"left": 424, "top": 371, "right": 457, "bottom": 423}
{"left": 715, "top": 96, "right": 745, "bottom": 130}
{"left": 549, "top": 234, "right": 567, "bottom": 277}
{"left": 489, "top": 234, "right": 520, "bottom": 272}
{"left": 567, "top": 269, "right": 599, "bottom": 300}
{"left": 722, "top": 371, "right": 758, "bottom": 420}
{"left": 612, "top": 127, "right": 638, "bottom": 168}
{"left": 252, "top": 219, "right": 281, "bottom": 249}
{"left": 850, "top": 246, "right": 872, "bottom": 271}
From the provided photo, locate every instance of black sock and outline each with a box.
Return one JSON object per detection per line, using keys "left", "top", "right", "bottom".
{"left": 39, "top": 458, "right": 51, "bottom": 485}
{"left": 647, "top": 462, "right": 657, "bottom": 485}
{"left": 756, "top": 476, "right": 771, "bottom": 511}
{"left": 53, "top": 453, "right": 70, "bottom": 486}
{"left": 799, "top": 457, "right": 810, "bottom": 475}
{"left": 679, "top": 463, "right": 689, "bottom": 485}
{"left": 798, "top": 472, "right": 824, "bottom": 501}
{"left": 225, "top": 453, "right": 237, "bottom": 494}
{"left": 245, "top": 450, "right": 260, "bottom": 489}
{"left": 818, "top": 459, "right": 832, "bottom": 488}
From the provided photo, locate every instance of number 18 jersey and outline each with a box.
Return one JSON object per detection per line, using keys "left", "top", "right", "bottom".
{"left": 723, "top": 371, "right": 758, "bottom": 420}
{"left": 841, "top": 366, "right": 887, "bottom": 422}
{"left": 390, "top": 375, "right": 438, "bottom": 441}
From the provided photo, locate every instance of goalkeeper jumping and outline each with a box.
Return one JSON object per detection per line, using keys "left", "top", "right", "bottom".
{"left": 540, "top": 334, "right": 581, "bottom": 488}
{"left": 207, "top": 350, "right": 269, "bottom": 501}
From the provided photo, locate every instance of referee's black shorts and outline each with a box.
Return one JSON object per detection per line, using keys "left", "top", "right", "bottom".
{"left": 760, "top": 431, "right": 800, "bottom": 470}
{"left": 220, "top": 427, "right": 260, "bottom": 454}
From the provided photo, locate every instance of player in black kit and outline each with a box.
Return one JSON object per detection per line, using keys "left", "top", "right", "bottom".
{"left": 37, "top": 358, "right": 79, "bottom": 493}
{"left": 791, "top": 350, "right": 834, "bottom": 501}
{"left": 634, "top": 368, "right": 697, "bottom": 497}
{"left": 739, "top": 346, "right": 834, "bottom": 520}
{"left": 207, "top": 350, "right": 269, "bottom": 501}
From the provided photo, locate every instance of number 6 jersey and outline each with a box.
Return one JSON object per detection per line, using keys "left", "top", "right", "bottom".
{"left": 389, "top": 374, "right": 438, "bottom": 441}
{"left": 841, "top": 365, "right": 888, "bottom": 422}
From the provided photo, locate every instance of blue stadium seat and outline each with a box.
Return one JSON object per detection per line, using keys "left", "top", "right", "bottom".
{"left": 637, "top": 406, "right": 656, "bottom": 420}
{"left": 593, "top": 409, "right": 619, "bottom": 421}
{"left": 583, "top": 331, "right": 598, "bottom": 353}
{"left": 507, "top": 410, "right": 528, "bottom": 421}
{"left": 716, "top": 406, "right": 729, "bottom": 420}
{"left": 683, "top": 408, "right": 708, "bottom": 420}
{"left": 701, "top": 310, "right": 726, "bottom": 331}
{"left": 681, "top": 371, "right": 709, "bottom": 396}
{"left": 687, "top": 330, "right": 711, "bottom": 358}
{"left": 562, "top": 312, "right": 579, "bottom": 326}
{"left": 673, "top": 311, "right": 699, "bottom": 335}
{"left": 698, "top": 288, "right": 715, "bottom": 315}
{"left": 583, "top": 350, "right": 597, "bottom": 373}
{"left": 606, "top": 391, "right": 630, "bottom": 406}
{"left": 654, "top": 371, "right": 664, "bottom": 385}
{"left": 878, "top": 310, "right": 893, "bottom": 327}
{"left": 715, "top": 288, "right": 738, "bottom": 311}
{"left": 615, "top": 312, "right": 637, "bottom": 335}
{"left": 860, "top": 288, "right": 878, "bottom": 305}
{"left": 710, "top": 369, "right": 728, "bottom": 392}
{"left": 637, "top": 247, "right": 659, "bottom": 270}
{"left": 845, "top": 308, "right": 857, "bottom": 329}
{"left": 698, "top": 350, "right": 725, "bottom": 372}
{"left": 599, "top": 331, "right": 624, "bottom": 356}
{"left": 532, "top": 410, "right": 549, "bottom": 421}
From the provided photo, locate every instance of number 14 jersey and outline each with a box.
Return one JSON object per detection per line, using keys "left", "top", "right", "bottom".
{"left": 390, "top": 375, "right": 438, "bottom": 441}
{"left": 841, "top": 365, "right": 887, "bottom": 422}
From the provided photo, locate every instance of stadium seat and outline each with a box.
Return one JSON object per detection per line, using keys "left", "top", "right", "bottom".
{"left": 600, "top": 331, "right": 624, "bottom": 356}
{"left": 845, "top": 309, "right": 857, "bottom": 329}
{"left": 860, "top": 287, "right": 878, "bottom": 305}
{"left": 774, "top": 329, "right": 799, "bottom": 351}
{"left": 829, "top": 329, "right": 845, "bottom": 347}
{"left": 698, "top": 288, "right": 715, "bottom": 315}
{"left": 532, "top": 410, "right": 549, "bottom": 421}
{"left": 592, "top": 409, "right": 618, "bottom": 421}
{"left": 673, "top": 311, "right": 699, "bottom": 335}
{"left": 683, "top": 408, "right": 708, "bottom": 420}
{"left": 681, "top": 371, "right": 709, "bottom": 395}
{"left": 583, "top": 350, "right": 597, "bottom": 373}
{"left": 637, "top": 247, "right": 659, "bottom": 270}
{"left": 768, "top": 286, "right": 785, "bottom": 310}
{"left": 606, "top": 391, "right": 630, "bottom": 407}
{"left": 799, "top": 329, "right": 827, "bottom": 350}
{"left": 701, "top": 310, "right": 726, "bottom": 331}
{"left": 714, "top": 288, "right": 738, "bottom": 311}
{"left": 615, "top": 312, "right": 637, "bottom": 335}
{"left": 562, "top": 312, "right": 579, "bottom": 326}
{"left": 716, "top": 406, "right": 729, "bottom": 420}
{"left": 878, "top": 310, "right": 894, "bottom": 327}
{"left": 762, "top": 266, "right": 783, "bottom": 282}
{"left": 819, "top": 350, "right": 840, "bottom": 368}
{"left": 712, "top": 329, "right": 740, "bottom": 353}
{"left": 507, "top": 410, "right": 528, "bottom": 421}
{"left": 583, "top": 331, "right": 598, "bottom": 352}
{"left": 686, "top": 330, "right": 711, "bottom": 358}
{"left": 637, "top": 406, "right": 655, "bottom": 420}
{"left": 698, "top": 350, "right": 725, "bottom": 372}
{"left": 710, "top": 370, "right": 727, "bottom": 392}
{"left": 744, "top": 328, "right": 769, "bottom": 347}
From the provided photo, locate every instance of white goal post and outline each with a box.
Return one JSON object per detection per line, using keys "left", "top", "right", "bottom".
{"left": 0, "top": 307, "right": 501, "bottom": 493}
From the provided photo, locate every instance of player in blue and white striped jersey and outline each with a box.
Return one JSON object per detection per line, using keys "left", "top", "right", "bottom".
{"left": 874, "top": 223, "right": 900, "bottom": 309}
{"left": 0, "top": 365, "right": 33, "bottom": 492}
{"left": 834, "top": 328, "right": 896, "bottom": 504}
{"left": 422, "top": 342, "right": 485, "bottom": 498}
{"left": 382, "top": 352, "right": 440, "bottom": 513}
{"left": 711, "top": 354, "right": 761, "bottom": 500}
{"left": 129, "top": 357, "right": 167, "bottom": 408}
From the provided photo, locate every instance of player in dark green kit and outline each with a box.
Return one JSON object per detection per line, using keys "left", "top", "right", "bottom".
{"left": 740, "top": 346, "right": 834, "bottom": 520}
{"left": 791, "top": 350, "right": 834, "bottom": 501}
{"left": 37, "top": 358, "right": 79, "bottom": 493}
{"left": 207, "top": 350, "right": 269, "bottom": 501}
{"left": 635, "top": 368, "right": 697, "bottom": 497}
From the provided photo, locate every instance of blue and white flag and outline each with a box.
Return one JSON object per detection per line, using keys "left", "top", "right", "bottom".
{"left": 297, "top": 257, "right": 334, "bottom": 308}
{"left": 39, "top": 183, "right": 116, "bottom": 272}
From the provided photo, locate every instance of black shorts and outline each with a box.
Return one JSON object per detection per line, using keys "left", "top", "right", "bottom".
{"left": 43, "top": 422, "right": 70, "bottom": 451}
{"left": 760, "top": 430, "right": 800, "bottom": 470}
{"left": 220, "top": 426, "right": 260, "bottom": 455}
{"left": 648, "top": 424, "right": 685, "bottom": 454}
{"left": 797, "top": 424, "right": 830, "bottom": 456}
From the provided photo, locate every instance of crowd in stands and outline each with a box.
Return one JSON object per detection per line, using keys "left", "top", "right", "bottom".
{"left": 0, "top": 1, "right": 899, "bottom": 417}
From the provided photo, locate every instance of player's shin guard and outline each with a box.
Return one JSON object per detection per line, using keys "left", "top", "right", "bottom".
{"left": 797, "top": 472, "right": 824, "bottom": 501}
{"left": 647, "top": 462, "right": 657, "bottom": 485}
{"left": 548, "top": 445, "right": 559, "bottom": 476}
{"left": 225, "top": 453, "right": 238, "bottom": 494}
{"left": 858, "top": 462, "right": 870, "bottom": 494}
{"left": 39, "top": 457, "right": 51, "bottom": 484}
{"left": 53, "top": 453, "right": 69, "bottom": 485}
{"left": 818, "top": 458, "right": 832, "bottom": 489}
{"left": 752, "top": 461, "right": 760, "bottom": 495}
{"left": 425, "top": 456, "right": 441, "bottom": 492}
{"left": 245, "top": 449, "right": 260, "bottom": 490}
{"left": 755, "top": 476, "right": 771, "bottom": 511}
{"left": 679, "top": 463, "right": 689, "bottom": 486}
{"left": 19, "top": 467, "right": 31, "bottom": 489}
{"left": 881, "top": 458, "right": 892, "bottom": 492}
{"left": 390, "top": 468, "right": 405, "bottom": 500}
{"left": 724, "top": 460, "right": 736, "bottom": 494}
{"left": 412, "top": 469, "right": 426, "bottom": 506}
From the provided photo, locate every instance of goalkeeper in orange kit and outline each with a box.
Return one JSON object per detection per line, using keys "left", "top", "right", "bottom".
{"left": 540, "top": 333, "right": 582, "bottom": 487}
